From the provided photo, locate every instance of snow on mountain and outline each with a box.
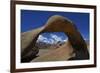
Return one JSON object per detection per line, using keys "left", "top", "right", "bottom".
{"left": 37, "top": 35, "right": 54, "bottom": 44}
{"left": 50, "top": 34, "right": 62, "bottom": 43}
{"left": 37, "top": 33, "right": 68, "bottom": 44}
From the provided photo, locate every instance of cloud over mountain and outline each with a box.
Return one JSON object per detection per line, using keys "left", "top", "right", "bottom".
{"left": 37, "top": 33, "right": 68, "bottom": 44}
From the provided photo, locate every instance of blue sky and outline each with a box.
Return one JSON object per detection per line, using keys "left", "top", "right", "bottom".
{"left": 21, "top": 10, "right": 89, "bottom": 41}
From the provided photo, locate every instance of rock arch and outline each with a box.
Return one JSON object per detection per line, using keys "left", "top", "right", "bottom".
{"left": 21, "top": 15, "right": 89, "bottom": 62}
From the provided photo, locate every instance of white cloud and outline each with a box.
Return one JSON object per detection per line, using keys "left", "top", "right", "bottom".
{"left": 37, "top": 35, "right": 54, "bottom": 44}
{"left": 38, "top": 35, "right": 47, "bottom": 41}
{"left": 50, "top": 34, "right": 62, "bottom": 43}
{"left": 37, "top": 35, "right": 47, "bottom": 42}
{"left": 37, "top": 34, "right": 68, "bottom": 44}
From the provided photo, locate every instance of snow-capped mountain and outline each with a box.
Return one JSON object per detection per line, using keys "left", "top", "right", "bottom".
{"left": 36, "top": 33, "right": 68, "bottom": 44}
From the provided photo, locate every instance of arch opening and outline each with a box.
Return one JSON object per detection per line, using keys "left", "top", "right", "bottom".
{"left": 35, "top": 32, "right": 69, "bottom": 56}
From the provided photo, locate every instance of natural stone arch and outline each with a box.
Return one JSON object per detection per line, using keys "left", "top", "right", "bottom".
{"left": 21, "top": 15, "right": 89, "bottom": 62}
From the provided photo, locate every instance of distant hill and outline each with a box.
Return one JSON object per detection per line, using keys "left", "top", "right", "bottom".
{"left": 35, "top": 39, "right": 89, "bottom": 49}
{"left": 35, "top": 41, "right": 66, "bottom": 49}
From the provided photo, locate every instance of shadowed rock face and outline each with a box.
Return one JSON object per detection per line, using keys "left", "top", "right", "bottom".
{"left": 21, "top": 15, "right": 89, "bottom": 62}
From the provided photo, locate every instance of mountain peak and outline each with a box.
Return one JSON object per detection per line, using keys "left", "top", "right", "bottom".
{"left": 36, "top": 33, "right": 68, "bottom": 44}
